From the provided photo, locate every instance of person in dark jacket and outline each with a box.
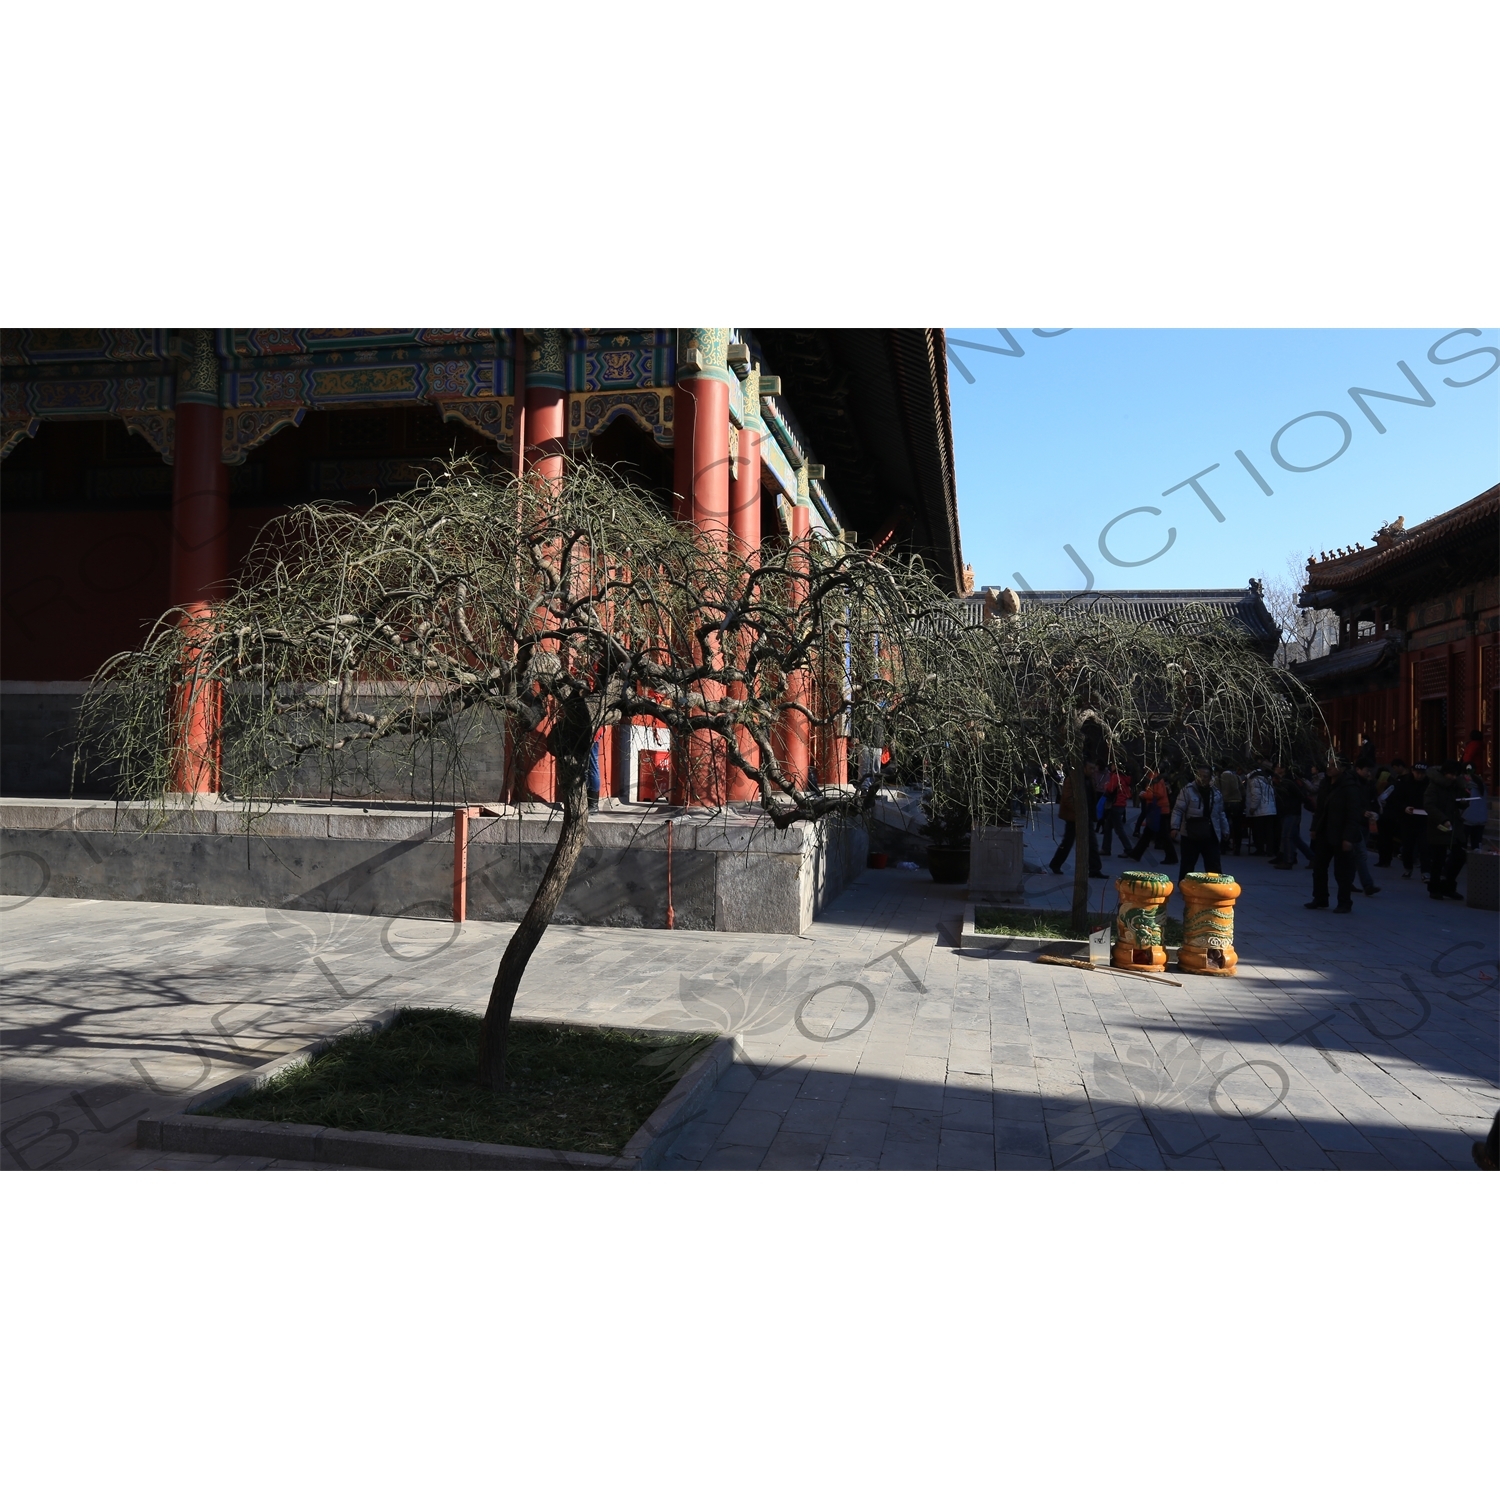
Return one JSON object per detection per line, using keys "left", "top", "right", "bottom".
{"left": 1374, "top": 757, "right": 1408, "bottom": 865}
{"left": 1218, "top": 764, "right": 1245, "bottom": 855}
{"left": 1474, "top": 1110, "right": 1499, "bottom": 1171}
{"left": 1348, "top": 762, "right": 1381, "bottom": 896}
{"left": 1392, "top": 762, "right": 1430, "bottom": 878}
{"left": 1424, "top": 760, "right": 1467, "bottom": 900}
{"left": 1306, "top": 760, "right": 1365, "bottom": 912}
{"left": 1271, "top": 765, "right": 1312, "bottom": 869}
{"left": 1048, "top": 763, "right": 1103, "bottom": 878}
{"left": 1460, "top": 766, "right": 1488, "bottom": 849}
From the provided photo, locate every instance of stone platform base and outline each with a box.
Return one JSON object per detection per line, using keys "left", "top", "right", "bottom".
{"left": 1466, "top": 848, "right": 1498, "bottom": 911}
{"left": 0, "top": 798, "right": 867, "bottom": 935}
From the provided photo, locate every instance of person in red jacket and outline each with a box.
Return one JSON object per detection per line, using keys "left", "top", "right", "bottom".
{"left": 1098, "top": 763, "right": 1134, "bottom": 856}
{"left": 1127, "top": 768, "right": 1176, "bottom": 864}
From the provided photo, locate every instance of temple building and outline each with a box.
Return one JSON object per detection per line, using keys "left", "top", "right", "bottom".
{"left": 1292, "top": 484, "right": 1499, "bottom": 775}
{"left": 1, "top": 329, "right": 961, "bottom": 801}
{"left": 960, "top": 582, "right": 1282, "bottom": 656}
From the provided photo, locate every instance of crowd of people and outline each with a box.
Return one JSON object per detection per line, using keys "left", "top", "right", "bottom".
{"left": 1039, "top": 738, "right": 1491, "bottom": 914}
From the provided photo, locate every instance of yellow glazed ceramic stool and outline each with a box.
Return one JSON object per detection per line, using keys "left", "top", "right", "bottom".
{"left": 1112, "top": 871, "right": 1174, "bottom": 971}
{"left": 1179, "top": 871, "right": 1240, "bottom": 975}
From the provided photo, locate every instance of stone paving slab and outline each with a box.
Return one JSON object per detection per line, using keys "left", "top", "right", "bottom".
{"left": 2, "top": 807, "right": 1495, "bottom": 1170}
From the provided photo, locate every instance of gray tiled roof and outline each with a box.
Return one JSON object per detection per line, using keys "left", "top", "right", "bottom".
{"left": 969, "top": 587, "right": 1280, "bottom": 641}
{"left": 1289, "top": 635, "right": 1401, "bottom": 685}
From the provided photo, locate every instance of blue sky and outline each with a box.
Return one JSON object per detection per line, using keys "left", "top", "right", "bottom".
{"left": 947, "top": 328, "right": 1499, "bottom": 594}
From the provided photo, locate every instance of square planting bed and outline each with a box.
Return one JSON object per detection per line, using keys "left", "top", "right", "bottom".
{"left": 962, "top": 906, "right": 1183, "bottom": 959}
{"left": 138, "top": 1008, "right": 731, "bottom": 1170}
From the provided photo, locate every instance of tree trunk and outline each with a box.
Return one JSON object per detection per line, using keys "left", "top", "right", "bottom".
{"left": 1071, "top": 760, "right": 1092, "bottom": 932}
{"left": 477, "top": 700, "right": 593, "bottom": 1090}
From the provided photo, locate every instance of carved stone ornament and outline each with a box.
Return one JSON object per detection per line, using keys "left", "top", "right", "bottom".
{"left": 176, "top": 329, "right": 220, "bottom": 403}
{"left": 223, "top": 406, "right": 305, "bottom": 465}
{"left": 526, "top": 329, "right": 566, "bottom": 388}
{"left": 119, "top": 410, "right": 177, "bottom": 464}
{"left": 566, "top": 389, "right": 674, "bottom": 449}
{"left": 435, "top": 397, "right": 514, "bottom": 450}
{"left": 0, "top": 415, "right": 39, "bottom": 459}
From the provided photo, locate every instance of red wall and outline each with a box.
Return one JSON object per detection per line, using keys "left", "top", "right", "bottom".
{"left": 1, "top": 408, "right": 507, "bottom": 682}
{"left": 1, "top": 507, "right": 173, "bottom": 680}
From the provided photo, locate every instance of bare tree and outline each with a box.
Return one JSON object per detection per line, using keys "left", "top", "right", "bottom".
{"left": 77, "top": 458, "right": 966, "bottom": 1089}
{"left": 917, "top": 599, "right": 1327, "bottom": 929}
{"left": 1261, "top": 551, "right": 1338, "bottom": 668}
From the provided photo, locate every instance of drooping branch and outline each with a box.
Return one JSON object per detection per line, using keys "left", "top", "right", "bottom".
{"left": 75, "top": 456, "right": 978, "bottom": 1085}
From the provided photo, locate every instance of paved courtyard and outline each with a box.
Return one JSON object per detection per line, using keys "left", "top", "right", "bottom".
{"left": 3, "top": 811, "right": 1496, "bottom": 1170}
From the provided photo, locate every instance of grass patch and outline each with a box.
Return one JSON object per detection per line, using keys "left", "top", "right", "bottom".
{"left": 975, "top": 907, "right": 1184, "bottom": 945}
{"left": 976, "top": 907, "right": 1089, "bottom": 938}
{"left": 206, "top": 1007, "right": 714, "bottom": 1156}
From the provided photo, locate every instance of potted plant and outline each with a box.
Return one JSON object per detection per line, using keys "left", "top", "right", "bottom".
{"left": 921, "top": 792, "right": 972, "bottom": 884}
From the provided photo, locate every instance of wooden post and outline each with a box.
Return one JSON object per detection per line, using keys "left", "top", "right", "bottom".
{"left": 665, "top": 818, "right": 675, "bottom": 929}
{"left": 452, "top": 806, "right": 475, "bottom": 922}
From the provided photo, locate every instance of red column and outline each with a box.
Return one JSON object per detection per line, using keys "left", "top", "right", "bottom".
{"left": 779, "top": 503, "right": 813, "bottom": 791}
{"left": 514, "top": 358, "right": 566, "bottom": 804}
{"left": 726, "top": 425, "right": 762, "bottom": 802}
{"left": 678, "top": 377, "right": 730, "bottom": 806}
{"left": 525, "top": 381, "right": 566, "bottom": 486}
{"left": 594, "top": 725, "right": 612, "bottom": 804}
{"left": 672, "top": 378, "right": 695, "bottom": 523}
{"left": 820, "top": 661, "right": 850, "bottom": 791}
{"left": 503, "top": 331, "right": 526, "bottom": 803}
{"left": 691, "top": 378, "right": 730, "bottom": 539}
{"left": 511, "top": 328, "right": 526, "bottom": 479}
{"left": 1398, "top": 649, "right": 1413, "bottom": 765}
{"left": 668, "top": 379, "right": 693, "bottom": 805}
{"left": 169, "top": 398, "right": 229, "bottom": 794}
{"left": 729, "top": 426, "right": 761, "bottom": 557}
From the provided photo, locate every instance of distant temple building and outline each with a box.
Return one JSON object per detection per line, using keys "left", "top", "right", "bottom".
{"left": 1, "top": 329, "right": 960, "bottom": 799}
{"left": 1292, "top": 484, "right": 1499, "bottom": 776}
{"left": 960, "top": 583, "right": 1282, "bottom": 657}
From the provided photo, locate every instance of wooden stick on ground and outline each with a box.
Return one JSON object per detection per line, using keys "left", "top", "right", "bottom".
{"left": 1035, "top": 953, "right": 1184, "bottom": 987}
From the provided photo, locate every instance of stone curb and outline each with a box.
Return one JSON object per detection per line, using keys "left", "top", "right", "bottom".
{"left": 137, "top": 1010, "right": 737, "bottom": 1172}
{"left": 618, "top": 1032, "right": 738, "bottom": 1169}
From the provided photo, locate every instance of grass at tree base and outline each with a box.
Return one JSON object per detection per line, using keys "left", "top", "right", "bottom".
{"left": 977, "top": 907, "right": 1185, "bottom": 946}
{"left": 208, "top": 1007, "right": 713, "bottom": 1156}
